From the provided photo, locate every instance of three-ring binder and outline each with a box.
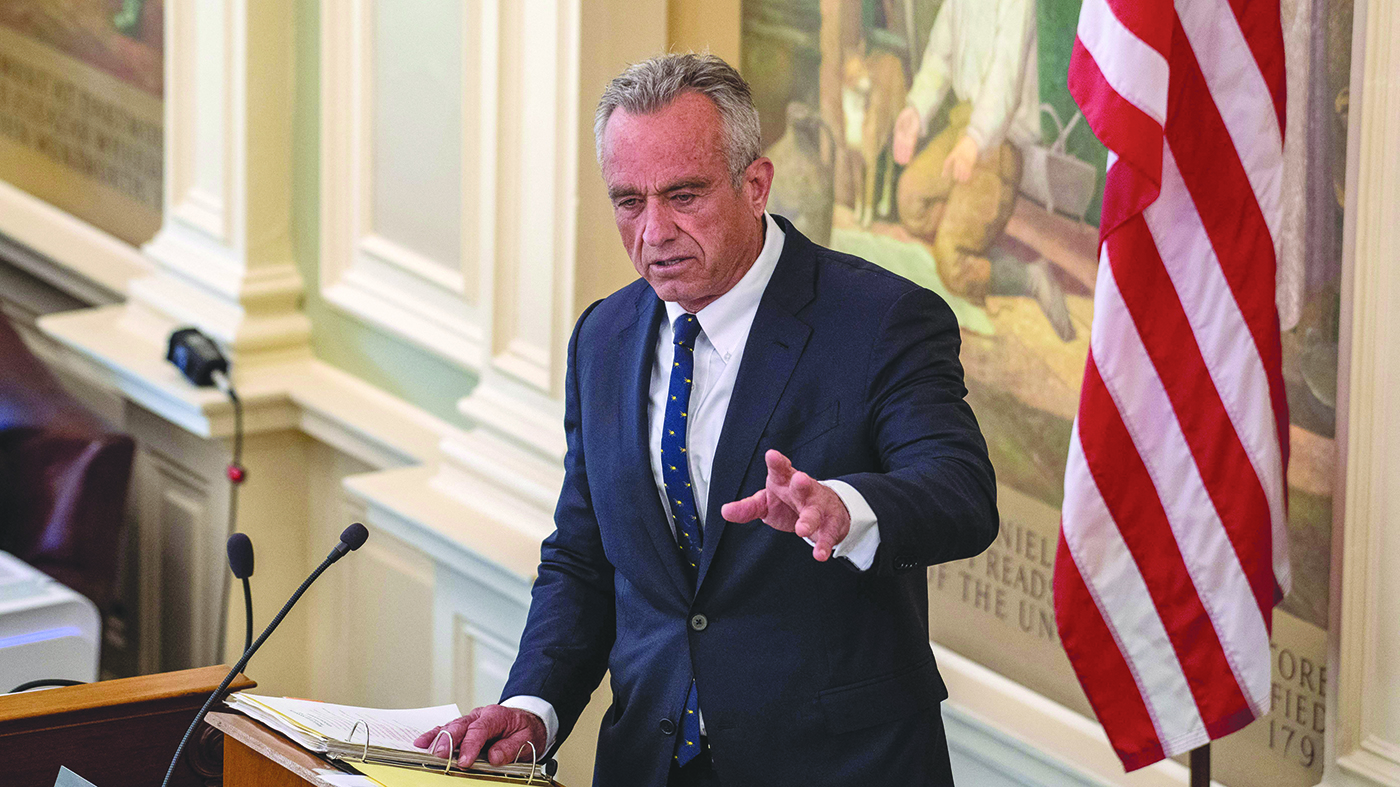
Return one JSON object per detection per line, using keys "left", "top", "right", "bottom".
{"left": 341, "top": 719, "right": 546, "bottom": 784}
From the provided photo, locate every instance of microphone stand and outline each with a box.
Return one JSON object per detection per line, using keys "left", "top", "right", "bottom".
{"left": 239, "top": 575, "right": 253, "bottom": 655}
{"left": 160, "top": 525, "right": 367, "bottom": 787}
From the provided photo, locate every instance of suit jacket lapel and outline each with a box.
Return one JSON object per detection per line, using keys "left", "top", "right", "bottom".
{"left": 610, "top": 289, "right": 692, "bottom": 599}
{"left": 698, "top": 219, "right": 817, "bottom": 588}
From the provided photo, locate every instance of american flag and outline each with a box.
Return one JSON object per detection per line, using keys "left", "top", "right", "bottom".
{"left": 1053, "top": 0, "right": 1291, "bottom": 770}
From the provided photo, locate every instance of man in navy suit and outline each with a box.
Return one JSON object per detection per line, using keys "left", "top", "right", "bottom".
{"left": 417, "top": 54, "right": 998, "bottom": 786}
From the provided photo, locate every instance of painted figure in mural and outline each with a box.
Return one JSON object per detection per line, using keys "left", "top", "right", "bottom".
{"left": 765, "top": 102, "right": 836, "bottom": 245}
{"left": 841, "top": 47, "right": 907, "bottom": 228}
{"left": 892, "top": 0, "right": 1075, "bottom": 340}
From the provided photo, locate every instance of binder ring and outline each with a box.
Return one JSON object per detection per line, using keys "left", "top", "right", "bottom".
{"left": 431, "top": 729, "right": 455, "bottom": 773}
{"left": 348, "top": 720, "right": 371, "bottom": 763}
{"left": 515, "top": 740, "right": 539, "bottom": 784}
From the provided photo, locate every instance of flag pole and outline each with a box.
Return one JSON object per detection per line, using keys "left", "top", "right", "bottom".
{"left": 1189, "top": 743, "right": 1210, "bottom": 787}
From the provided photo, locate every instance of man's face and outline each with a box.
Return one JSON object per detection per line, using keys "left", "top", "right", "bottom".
{"left": 601, "top": 92, "right": 774, "bottom": 313}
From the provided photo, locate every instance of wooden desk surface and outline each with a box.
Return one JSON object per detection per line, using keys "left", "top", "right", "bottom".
{"left": 0, "top": 667, "right": 255, "bottom": 787}
{"left": 0, "top": 665, "right": 254, "bottom": 731}
{"left": 207, "top": 711, "right": 348, "bottom": 786}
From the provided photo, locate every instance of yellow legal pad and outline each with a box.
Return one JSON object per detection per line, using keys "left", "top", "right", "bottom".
{"left": 352, "top": 762, "right": 555, "bottom": 786}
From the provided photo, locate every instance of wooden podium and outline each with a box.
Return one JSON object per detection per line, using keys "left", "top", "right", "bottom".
{"left": 0, "top": 665, "right": 255, "bottom": 787}
{"left": 1, "top": 672, "right": 565, "bottom": 787}
{"left": 205, "top": 712, "right": 569, "bottom": 787}
{"left": 205, "top": 711, "right": 351, "bottom": 786}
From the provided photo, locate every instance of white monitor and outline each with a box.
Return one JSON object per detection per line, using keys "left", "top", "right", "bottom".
{"left": 0, "top": 550, "right": 100, "bottom": 694}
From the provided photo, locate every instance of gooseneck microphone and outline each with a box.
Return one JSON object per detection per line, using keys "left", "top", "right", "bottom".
{"left": 160, "top": 523, "right": 370, "bottom": 787}
{"left": 227, "top": 533, "right": 255, "bottom": 655}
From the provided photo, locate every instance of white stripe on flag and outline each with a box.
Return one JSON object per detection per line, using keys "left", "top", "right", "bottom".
{"left": 1148, "top": 145, "right": 1290, "bottom": 590}
{"left": 1174, "top": 0, "right": 1284, "bottom": 247}
{"left": 1063, "top": 422, "right": 1208, "bottom": 749}
{"left": 1092, "top": 251, "right": 1273, "bottom": 715}
{"left": 1076, "top": 0, "right": 1170, "bottom": 124}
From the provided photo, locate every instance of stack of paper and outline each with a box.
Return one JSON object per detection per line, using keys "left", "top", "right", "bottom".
{"left": 224, "top": 693, "right": 548, "bottom": 782}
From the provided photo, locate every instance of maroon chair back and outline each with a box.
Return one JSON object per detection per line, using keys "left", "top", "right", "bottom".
{"left": 0, "top": 314, "right": 134, "bottom": 609}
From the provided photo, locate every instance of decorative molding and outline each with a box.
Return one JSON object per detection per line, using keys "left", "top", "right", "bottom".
{"left": 320, "top": 0, "right": 588, "bottom": 393}
{"left": 126, "top": 406, "right": 228, "bottom": 674}
{"left": 934, "top": 646, "right": 1195, "bottom": 787}
{"left": 0, "top": 180, "right": 151, "bottom": 299}
{"left": 320, "top": 273, "right": 483, "bottom": 371}
{"left": 0, "top": 246, "right": 106, "bottom": 319}
{"left": 1339, "top": 748, "right": 1400, "bottom": 787}
{"left": 1329, "top": 0, "right": 1400, "bottom": 784}
{"left": 451, "top": 616, "right": 518, "bottom": 711}
{"left": 481, "top": 0, "right": 581, "bottom": 397}
{"left": 346, "top": 464, "right": 546, "bottom": 588}
{"left": 319, "top": 0, "right": 495, "bottom": 372}
{"left": 456, "top": 377, "right": 566, "bottom": 462}
{"left": 165, "top": 0, "right": 232, "bottom": 243}
{"left": 943, "top": 703, "right": 1112, "bottom": 787}
{"left": 128, "top": 0, "right": 309, "bottom": 369}
{"left": 39, "top": 306, "right": 453, "bottom": 464}
{"left": 188, "top": 724, "right": 225, "bottom": 786}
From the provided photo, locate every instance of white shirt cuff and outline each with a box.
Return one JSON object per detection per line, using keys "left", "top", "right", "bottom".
{"left": 500, "top": 695, "right": 559, "bottom": 752}
{"left": 811, "top": 479, "right": 880, "bottom": 571}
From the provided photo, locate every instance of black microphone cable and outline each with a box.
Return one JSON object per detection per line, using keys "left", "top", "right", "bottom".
{"left": 160, "top": 523, "right": 370, "bottom": 787}
{"left": 166, "top": 327, "right": 247, "bottom": 659}
{"left": 213, "top": 368, "right": 247, "bottom": 533}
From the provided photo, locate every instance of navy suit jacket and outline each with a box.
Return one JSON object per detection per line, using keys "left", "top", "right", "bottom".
{"left": 502, "top": 216, "right": 998, "bottom": 786}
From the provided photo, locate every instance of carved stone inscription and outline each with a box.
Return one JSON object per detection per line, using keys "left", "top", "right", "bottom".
{"left": 0, "top": 24, "right": 161, "bottom": 244}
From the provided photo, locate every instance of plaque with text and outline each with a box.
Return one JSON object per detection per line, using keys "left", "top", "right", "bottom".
{"left": 0, "top": 0, "right": 163, "bottom": 246}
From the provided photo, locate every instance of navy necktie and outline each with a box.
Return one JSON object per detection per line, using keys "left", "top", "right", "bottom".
{"left": 663, "top": 313, "right": 704, "bottom": 766}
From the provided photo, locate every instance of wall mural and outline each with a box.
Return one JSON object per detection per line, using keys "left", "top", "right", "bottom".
{"left": 0, "top": 0, "right": 163, "bottom": 246}
{"left": 743, "top": 0, "right": 1349, "bottom": 784}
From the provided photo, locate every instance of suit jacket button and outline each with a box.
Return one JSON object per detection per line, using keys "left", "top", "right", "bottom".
{"left": 659, "top": 718, "right": 676, "bottom": 735}
{"left": 690, "top": 614, "right": 708, "bottom": 631}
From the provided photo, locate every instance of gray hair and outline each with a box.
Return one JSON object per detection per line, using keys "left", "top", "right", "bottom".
{"left": 594, "top": 53, "right": 763, "bottom": 187}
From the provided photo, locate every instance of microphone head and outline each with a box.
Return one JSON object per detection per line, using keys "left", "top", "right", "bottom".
{"left": 340, "top": 523, "right": 369, "bottom": 551}
{"left": 227, "top": 533, "right": 254, "bottom": 579}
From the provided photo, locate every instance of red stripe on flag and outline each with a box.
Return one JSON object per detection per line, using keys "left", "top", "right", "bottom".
{"left": 1164, "top": 18, "right": 1291, "bottom": 526}
{"left": 1098, "top": 157, "right": 1159, "bottom": 247}
{"left": 1099, "top": 0, "right": 1174, "bottom": 57}
{"left": 1105, "top": 222, "right": 1277, "bottom": 621}
{"left": 1053, "top": 517, "right": 1165, "bottom": 770}
{"left": 1077, "top": 357, "right": 1256, "bottom": 737}
{"left": 1067, "top": 39, "right": 1163, "bottom": 236}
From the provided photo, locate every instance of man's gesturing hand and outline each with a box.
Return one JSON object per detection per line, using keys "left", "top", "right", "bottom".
{"left": 414, "top": 705, "right": 546, "bottom": 769}
{"left": 721, "top": 449, "right": 851, "bottom": 561}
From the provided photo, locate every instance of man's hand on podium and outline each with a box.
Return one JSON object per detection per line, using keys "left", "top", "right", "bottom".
{"left": 414, "top": 705, "right": 547, "bottom": 768}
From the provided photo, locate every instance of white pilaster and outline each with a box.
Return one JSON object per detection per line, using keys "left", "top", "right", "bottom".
{"left": 1326, "top": 0, "right": 1400, "bottom": 784}
{"left": 125, "top": 0, "right": 310, "bottom": 372}
{"left": 435, "top": 0, "right": 662, "bottom": 532}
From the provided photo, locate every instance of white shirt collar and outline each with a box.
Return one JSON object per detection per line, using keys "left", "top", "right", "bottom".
{"left": 664, "top": 213, "right": 786, "bottom": 359}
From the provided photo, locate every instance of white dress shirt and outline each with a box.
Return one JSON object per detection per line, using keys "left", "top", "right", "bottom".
{"left": 503, "top": 214, "right": 882, "bottom": 748}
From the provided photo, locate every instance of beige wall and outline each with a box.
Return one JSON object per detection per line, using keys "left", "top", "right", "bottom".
{"left": 669, "top": 0, "right": 742, "bottom": 63}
